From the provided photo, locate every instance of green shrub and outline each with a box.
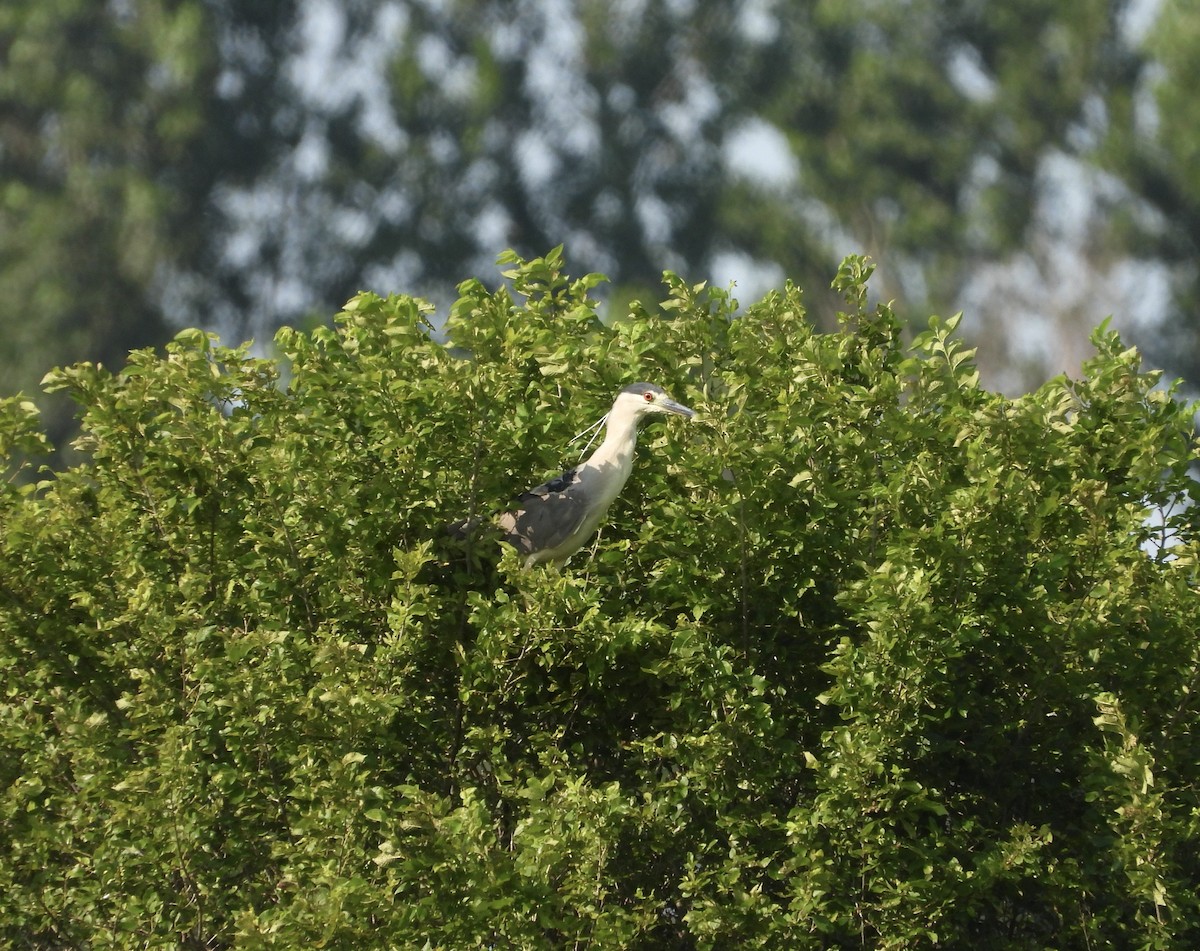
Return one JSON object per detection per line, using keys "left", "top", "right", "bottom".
{"left": 2, "top": 250, "right": 1198, "bottom": 948}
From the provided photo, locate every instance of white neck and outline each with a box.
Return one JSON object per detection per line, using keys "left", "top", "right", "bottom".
{"left": 578, "top": 404, "right": 642, "bottom": 505}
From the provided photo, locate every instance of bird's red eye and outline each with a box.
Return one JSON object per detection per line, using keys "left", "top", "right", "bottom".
{"left": 643, "top": 392, "right": 654, "bottom": 402}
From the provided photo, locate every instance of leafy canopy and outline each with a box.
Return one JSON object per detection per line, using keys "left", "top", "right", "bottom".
{"left": 2, "top": 250, "right": 1199, "bottom": 947}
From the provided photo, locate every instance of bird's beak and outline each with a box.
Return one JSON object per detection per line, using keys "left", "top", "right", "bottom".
{"left": 661, "top": 398, "right": 695, "bottom": 419}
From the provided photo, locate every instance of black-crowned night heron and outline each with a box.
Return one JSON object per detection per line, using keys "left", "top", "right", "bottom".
{"left": 496, "top": 382, "right": 694, "bottom": 567}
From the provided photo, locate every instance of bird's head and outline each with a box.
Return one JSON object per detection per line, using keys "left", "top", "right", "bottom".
{"left": 614, "top": 382, "right": 695, "bottom": 421}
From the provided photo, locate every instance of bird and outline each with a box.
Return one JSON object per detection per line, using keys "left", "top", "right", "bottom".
{"left": 493, "top": 382, "right": 695, "bottom": 567}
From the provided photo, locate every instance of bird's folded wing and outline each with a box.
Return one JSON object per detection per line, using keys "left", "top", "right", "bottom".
{"left": 518, "top": 467, "right": 580, "bottom": 500}
{"left": 498, "top": 468, "right": 589, "bottom": 556}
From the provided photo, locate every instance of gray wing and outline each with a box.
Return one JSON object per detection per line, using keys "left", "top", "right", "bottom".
{"left": 497, "top": 468, "right": 590, "bottom": 559}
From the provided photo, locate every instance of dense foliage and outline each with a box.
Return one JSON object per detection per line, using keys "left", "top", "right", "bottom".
{"left": 2, "top": 251, "right": 1199, "bottom": 947}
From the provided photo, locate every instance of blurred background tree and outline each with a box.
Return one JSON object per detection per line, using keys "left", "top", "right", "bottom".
{"left": 2, "top": 0, "right": 1195, "bottom": 436}
{"left": 0, "top": 0, "right": 301, "bottom": 444}
{"left": 1101, "top": 0, "right": 1200, "bottom": 384}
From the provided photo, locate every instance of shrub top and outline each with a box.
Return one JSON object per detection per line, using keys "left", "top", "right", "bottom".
{"left": 2, "top": 251, "right": 1197, "bottom": 947}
